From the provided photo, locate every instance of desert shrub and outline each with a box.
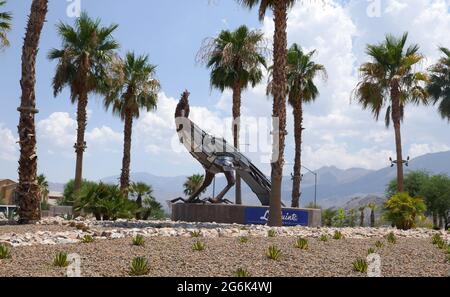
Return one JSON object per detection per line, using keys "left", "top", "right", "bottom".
{"left": 53, "top": 252, "right": 69, "bottom": 267}
{"left": 432, "top": 234, "right": 442, "bottom": 245}
{"left": 234, "top": 268, "right": 250, "bottom": 277}
{"left": 322, "top": 208, "right": 337, "bottom": 227}
{"left": 190, "top": 230, "right": 201, "bottom": 238}
{"left": 267, "top": 229, "right": 276, "bottom": 237}
{"left": 0, "top": 245, "right": 11, "bottom": 259}
{"left": 319, "top": 235, "right": 328, "bottom": 242}
{"left": 61, "top": 179, "right": 98, "bottom": 206}
{"left": 367, "top": 248, "right": 375, "bottom": 255}
{"left": 294, "top": 238, "right": 308, "bottom": 250}
{"left": 132, "top": 235, "right": 145, "bottom": 246}
{"left": 332, "top": 209, "right": 347, "bottom": 227}
{"left": 81, "top": 235, "right": 94, "bottom": 243}
{"left": 265, "top": 246, "right": 282, "bottom": 261}
{"left": 239, "top": 236, "right": 249, "bottom": 244}
{"left": 386, "top": 232, "right": 397, "bottom": 244}
{"left": 192, "top": 241, "right": 205, "bottom": 251}
{"left": 353, "top": 259, "right": 368, "bottom": 273}
{"left": 384, "top": 193, "right": 426, "bottom": 230}
{"left": 333, "top": 230, "right": 343, "bottom": 240}
{"left": 375, "top": 241, "right": 384, "bottom": 248}
{"left": 130, "top": 257, "right": 150, "bottom": 276}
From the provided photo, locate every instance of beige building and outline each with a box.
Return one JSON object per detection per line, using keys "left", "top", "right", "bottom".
{"left": 0, "top": 179, "right": 18, "bottom": 205}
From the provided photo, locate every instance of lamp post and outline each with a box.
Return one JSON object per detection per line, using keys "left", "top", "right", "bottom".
{"left": 287, "top": 163, "right": 318, "bottom": 208}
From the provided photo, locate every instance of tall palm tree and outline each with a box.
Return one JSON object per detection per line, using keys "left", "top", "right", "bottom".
{"left": 17, "top": 0, "right": 48, "bottom": 224}
{"left": 130, "top": 182, "right": 154, "bottom": 208}
{"left": 104, "top": 52, "right": 159, "bottom": 195}
{"left": 198, "top": 25, "right": 267, "bottom": 205}
{"left": 427, "top": 47, "right": 450, "bottom": 120}
{"left": 0, "top": 0, "right": 12, "bottom": 49}
{"left": 183, "top": 174, "right": 207, "bottom": 198}
{"left": 237, "top": 0, "right": 297, "bottom": 226}
{"left": 269, "top": 44, "right": 327, "bottom": 208}
{"left": 48, "top": 12, "right": 119, "bottom": 193}
{"left": 353, "top": 33, "right": 428, "bottom": 193}
{"left": 37, "top": 174, "right": 49, "bottom": 203}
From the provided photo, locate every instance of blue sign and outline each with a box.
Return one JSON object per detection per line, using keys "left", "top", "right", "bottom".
{"left": 244, "top": 207, "right": 309, "bottom": 226}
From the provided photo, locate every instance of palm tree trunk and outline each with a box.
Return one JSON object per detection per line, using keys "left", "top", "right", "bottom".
{"left": 360, "top": 210, "right": 364, "bottom": 227}
{"left": 17, "top": 0, "right": 48, "bottom": 224}
{"left": 232, "top": 82, "right": 242, "bottom": 205}
{"left": 120, "top": 110, "right": 133, "bottom": 196}
{"left": 74, "top": 91, "right": 88, "bottom": 192}
{"left": 370, "top": 209, "right": 375, "bottom": 227}
{"left": 268, "top": 1, "right": 288, "bottom": 227}
{"left": 432, "top": 211, "right": 438, "bottom": 229}
{"left": 391, "top": 83, "right": 404, "bottom": 193}
{"left": 291, "top": 97, "right": 302, "bottom": 208}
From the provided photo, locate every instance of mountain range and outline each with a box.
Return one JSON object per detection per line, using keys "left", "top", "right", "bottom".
{"left": 49, "top": 150, "right": 450, "bottom": 211}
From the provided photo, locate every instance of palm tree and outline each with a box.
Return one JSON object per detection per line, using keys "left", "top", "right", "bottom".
{"left": 269, "top": 44, "right": 326, "bottom": 208}
{"left": 359, "top": 206, "right": 365, "bottom": 227}
{"left": 237, "top": 0, "right": 297, "bottom": 227}
{"left": 183, "top": 174, "right": 207, "bottom": 198}
{"left": 427, "top": 47, "right": 450, "bottom": 120}
{"left": 353, "top": 33, "right": 428, "bottom": 193}
{"left": 198, "top": 25, "right": 267, "bottom": 205}
{"left": 48, "top": 12, "right": 119, "bottom": 193}
{"left": 368, "top": 202, "right": 376, "bottom": 227}
{"left": 130, "top": 182, "right": 153, "bottom": 209}
{"left": 37, "top": 174, "right": 49, "bottom": 203}
{"left": 17, "top": 0, "right": 48, "bottom": 224}
{"left": 0, "top": 0, "right": 12, "bottom": 49}
{"left": 105, "top": 52, "right": 159, "bottom": 195}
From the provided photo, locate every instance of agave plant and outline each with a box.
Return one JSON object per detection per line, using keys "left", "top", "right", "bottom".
{"left": 239, "top": 236, "right": 249, "bottom": 244}
{"left": 367, "top": 248, "right": 375, "bottom": 255}
{"left": 375, "top": 241, "right": 384, "bottom": 249}
{"left": 265, "top": 246, "right": 282, "bottom": 261}
{"left": 432, "top": 234, "right": 442, "bottom": 245}
{"left": 353, "top": 258, "right": 368, "bottom": 273}
{"left": 333, "top": 231, "right": 343, "bottom": 240}
{"left": 319, "top": 235, "right": 328, "bottom": 242}
{"left": 53, "top": 252, "right": 69, "bottom": 267}
{"left": 192, "top": 241, "right": 205, "bottom": 251}
{"left": 132, "top": 235, "right": 145, "bottom": 246}
{"left": 130, "top": 257, "right": 150, "bottom": 276}
{"left": 190, "top": 230, "right": 201, "bottom": 238}
{"left": 234, "top": 268, "right": 251, "bottom": 277}
{"left": 81, "top": 235, "right": 94, "bottom": 243}
{"left": 294, "top": 238, "right": 309, "bottom": 250}
{"left": 386, "top": 232, "right": 397, "bottom": 244}
{"left": 267, "top": 229, "right": 276, "bottom": 238}
{"left": 0, "top": 244, "right": 11, "bottom": 259}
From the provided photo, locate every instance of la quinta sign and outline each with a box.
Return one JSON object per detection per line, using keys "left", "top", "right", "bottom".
{"left": 244, "top": 207, "right": 309, "bottom": 226}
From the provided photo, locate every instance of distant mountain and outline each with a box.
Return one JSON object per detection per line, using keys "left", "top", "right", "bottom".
{"left": 49, "top": 150, "right": 450, "bottom": 210}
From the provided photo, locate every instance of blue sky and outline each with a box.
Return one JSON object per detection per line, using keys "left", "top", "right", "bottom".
{"left": 1, "top": 0, "right": 450, "bottom": 183}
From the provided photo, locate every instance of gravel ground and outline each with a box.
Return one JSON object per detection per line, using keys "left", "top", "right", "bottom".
{"left": 0, "top": 224, "right": 74, "bottom": 235}
{"left": 0, "top": 236, "right": 448, "bottom": 277}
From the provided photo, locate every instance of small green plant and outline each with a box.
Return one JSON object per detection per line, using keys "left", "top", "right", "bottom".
{"left": 432, "top": 234, "right": 442, "bottom": 245}
{"left": 234, "top": 268, "right": 250, "bottom": 277}
{"left": 239, "top": 236, "right": 249, "bottom": 244}
{"left": 265, "top": 245, "right": 282, "bottom": 261}
{"left": 333, "top": 230, "right": 343, "bottom": 240}
{"left": 353, "top": 258, "right": 368, "bottom": 273}
{"left": 53, "top": 252, "right": 69, "bottom": 267}
{"left": 294, "top": 237, "right": 309, "bottom": 250}
{"left": 319, "top": 235, "right": 328, "bottom": 242}
{"left": 383, "top": 193, "right": 426, "bottom": 230}
{"left": 132, "top": 235, "right": 145, "bottom": 246}
{"left": 192, "top": 241, "right": 205, "bottom": 251}
{"left": 386, "top": 232, "right": 397, "bottom": 244}
{"left": 190, "top": 230, "right": 201, "bottom": 238}
{"left": 267, "top": 229, "right": 276, "bottom": 237}
{"left": 367, "top": 247, "right": 375, "bottom": 255}
{"left": 375, "top": 241, "right": 384, "bottom": 248}
{"left": 130, "top": 257, "right": 150, "bottom": 276}
{"left": 81, "top": 235, "right": 94, "bottom": 243}
{"left": 0, "top": 245, "right": 11, "bottom": 259}
{"left": 436, "top": 239, "right": 447, "bottom": 250}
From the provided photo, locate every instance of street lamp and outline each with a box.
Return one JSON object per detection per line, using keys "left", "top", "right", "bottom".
{"left": 287, "top": 163, "right": 318, "bottom": 208}
{"left": 389, "top": 156, "right": 410, "bottom": 167}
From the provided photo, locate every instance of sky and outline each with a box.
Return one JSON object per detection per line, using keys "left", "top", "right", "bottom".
{"left": 0, "top": 0, "right": 449, "bottom": 183}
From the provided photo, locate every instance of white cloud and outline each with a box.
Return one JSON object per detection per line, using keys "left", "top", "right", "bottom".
{"left": 86, "top": 126, "right": 122, "bottom": 145}
{"left": 408, "top": 143, "right": 450, "bottom": 158}
{"left": 0, "top": 124, "right": 18, "bottom": 161}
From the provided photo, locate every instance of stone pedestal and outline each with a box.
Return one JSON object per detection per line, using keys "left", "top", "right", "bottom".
{"left": 170, "top": 203, "right": 321, "bottom": 227}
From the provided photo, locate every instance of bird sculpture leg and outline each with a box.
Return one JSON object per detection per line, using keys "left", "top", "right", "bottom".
{"left": 186, "top": 171, "right": 215, "bottom": 203}
{"left": 209, "top": 171, "right": 235, "bottom": 204}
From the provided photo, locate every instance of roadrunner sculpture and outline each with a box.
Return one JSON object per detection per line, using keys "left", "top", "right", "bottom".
{"left": 171, "top": 91, "right": 271, "bottom": 205}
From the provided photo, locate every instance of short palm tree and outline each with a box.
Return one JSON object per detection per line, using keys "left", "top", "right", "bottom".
{"left": 104, "top": 52, "right": 159, "bottom": 194}
{"left": 269, "top": 44, "right": 327, "bottom": 208}
{"left": 427, "top": 47, "right": 450, "bottom": 121}
{"left": 17, "top": 0, "right": 48, "bottom": 224}
{"left": 368, "top": 203, "right": 376, "bottom": 227}
{"left": 353, "top": 32, "right": 428, "bottom": 193}
{"left": 48, "top": 12, "right": 119, "bottom": 193}
{"left": 130, "top": 182, "right": 154, "bottom": 209}
{"left": 237, "top": 0, "right": 297, "bottom": 227}
{"left": 198, "top": 25, "right": 267, "bottom": 205}
{"left": 37, "top": 174, "right": 49, "bottom": 203}
{"left": 183, "top": 174, "right": 206, "bottom": 198}
{"left": 0, "top": 0, "right": 12, "bottom": 49}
